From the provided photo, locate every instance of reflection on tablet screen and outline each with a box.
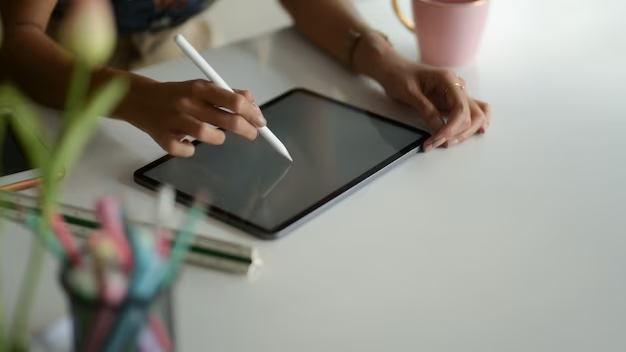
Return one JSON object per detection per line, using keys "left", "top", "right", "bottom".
{"left": 143, "top": 90, "right": 425, "bottom": 232}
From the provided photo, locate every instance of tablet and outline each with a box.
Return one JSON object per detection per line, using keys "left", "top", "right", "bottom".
{"left": 0, "top": 123, "right": 44, "bottom": 191}
{"left": 134, "top": 88, "right": 430, "bottom": 239}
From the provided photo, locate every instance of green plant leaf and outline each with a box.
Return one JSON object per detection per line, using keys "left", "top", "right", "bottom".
{"left": 64, "top": 60, "right": 89, "bottom": 123}
{"left": 42, "top": 77, "right": 128, "bottom": 218}
{"left": 0, "top": 83, "right": 63, "bottom": 257}
{"left": 47, "top": 77, "right": 128, "bottom": 181}
{"left": 0, "top": 84, "right": 49, "bottom": 170}
{"left": 0, "top": 115, "right": 6, "bottom": 351}
{"left": 0, "top": 75, "right": 127, "bottom": 346}
{"left": 0, "top": 83, "right": 20, "bottom": 107}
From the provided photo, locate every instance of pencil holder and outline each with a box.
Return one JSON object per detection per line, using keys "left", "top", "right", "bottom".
{"left": 59, "top": 260, "right": 177, "bottom": 352}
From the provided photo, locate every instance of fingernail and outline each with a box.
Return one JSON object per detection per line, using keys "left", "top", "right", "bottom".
{"left": 423, "top": 143, "right": 433, "bottom": 152}
{"left": 255, "top": 105, "right": 267, "bottom": 126}
{"left": 431, "top": 138, "right": 447, "bottom": 149}
{"left": 258, "top": 113, "right": 267, "bottom": 126}
{"left": 447, "top": 138, "right": 459, "bottom": 147}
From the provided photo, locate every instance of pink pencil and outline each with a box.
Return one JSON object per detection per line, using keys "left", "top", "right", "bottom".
{"left": 149, "top": 313, "right": 172, "bottom": 352}
{"left": 156, "top": 229, "right": 171, "bottom": 258}
{"left": 154, "top": 185, "right": 175, "bottom": 259}
{"left": 96, "top": 196, "right": 132, "bottom": 270}
{"left": 51, "top": 212, "right": 82, "bottom": 265}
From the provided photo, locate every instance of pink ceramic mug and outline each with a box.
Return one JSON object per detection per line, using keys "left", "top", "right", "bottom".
{"left": 392, "top": 0, "right": 490, "bottom": 67}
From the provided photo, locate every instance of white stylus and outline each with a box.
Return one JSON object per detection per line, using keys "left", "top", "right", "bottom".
{"left": 174, "top": 34, "right": 293, "bottom": 162}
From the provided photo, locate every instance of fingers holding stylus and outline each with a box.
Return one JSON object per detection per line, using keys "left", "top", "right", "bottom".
{"left": 174, "top": 34, "right": 292, "bottom": 161}
{"left": 153, "top": 113, "right": 226, "bottom": 157}
{"left": 177, "top": 88, "right": 258, "bottom": 141}
{"left": 177, "top": 114, "right": 227, "bottom": 144}
{"left": 190, "top": 80, "right": 267, "bottom": 127}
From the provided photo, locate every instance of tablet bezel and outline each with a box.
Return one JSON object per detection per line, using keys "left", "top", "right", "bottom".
{"left": 133, "top": 88, "right": 430, "bottom": 240}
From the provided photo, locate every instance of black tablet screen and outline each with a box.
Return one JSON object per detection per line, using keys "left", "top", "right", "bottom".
{"left": 141, "top": 90, "right": 426, "bottom": 233}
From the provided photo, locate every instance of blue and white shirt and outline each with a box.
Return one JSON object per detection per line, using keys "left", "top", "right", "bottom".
{"left": 53, "top": 0, "right": 217, "bottom": 34}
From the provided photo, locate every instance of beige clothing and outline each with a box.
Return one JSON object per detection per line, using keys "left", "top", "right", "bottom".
{"left": 47, "top": 10, "right": 213, "bottom": 71}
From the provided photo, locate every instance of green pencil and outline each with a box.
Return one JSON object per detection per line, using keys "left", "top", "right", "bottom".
{"left": 163, "top": 192, "right": 206, "bottom": 285}
{"left": 0, "top": 190, "right": 259, "bottom": 275}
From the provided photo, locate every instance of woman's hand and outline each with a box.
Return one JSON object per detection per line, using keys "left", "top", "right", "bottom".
{"left": 124, "top": 79, "right": 265, "bottom": 157}
{"left": 379, "top": 58, "right": 491, "bottom": 151}
{"left": 353, "top": 33, "right": 491, "bottom": 152}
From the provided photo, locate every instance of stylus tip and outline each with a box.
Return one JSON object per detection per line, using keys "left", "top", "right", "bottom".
{"left": 271, "top": 140, "right": 292, "bottom": 162}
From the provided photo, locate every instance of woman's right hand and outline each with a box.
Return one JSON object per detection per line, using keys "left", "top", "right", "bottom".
{"left": 125, "top": 79, "right": 265, "bottom": 157}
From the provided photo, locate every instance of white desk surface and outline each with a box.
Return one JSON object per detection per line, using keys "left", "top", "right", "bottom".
{"left": 2, "top": 0, "right": 626, "bottom": 351}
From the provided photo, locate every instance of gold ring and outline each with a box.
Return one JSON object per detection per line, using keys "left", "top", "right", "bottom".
{"left": 444, "top": 82, "right": 465, "bottom": 96}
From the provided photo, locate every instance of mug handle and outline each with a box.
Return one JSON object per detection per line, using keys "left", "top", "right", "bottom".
{"left": 392, "top": 0, "right": 415, "bottom": 32}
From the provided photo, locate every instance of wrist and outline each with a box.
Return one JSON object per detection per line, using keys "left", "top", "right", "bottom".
{"left": 351, "top": 31, "right": 404, "bottom": 83}
{"left": 93, "top": 67, "right": 157, "bottom": 123}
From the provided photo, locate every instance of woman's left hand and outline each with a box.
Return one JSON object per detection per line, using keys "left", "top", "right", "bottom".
{"left": 376, "top": 56, "right": 491, "bottom": 152}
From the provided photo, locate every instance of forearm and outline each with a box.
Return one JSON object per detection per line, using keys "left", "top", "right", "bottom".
{"left": 279, "top": 0, "right": 404, "bottom": 83}
{"left": 0, "top": 25, "right": 156, "bottom": 121}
